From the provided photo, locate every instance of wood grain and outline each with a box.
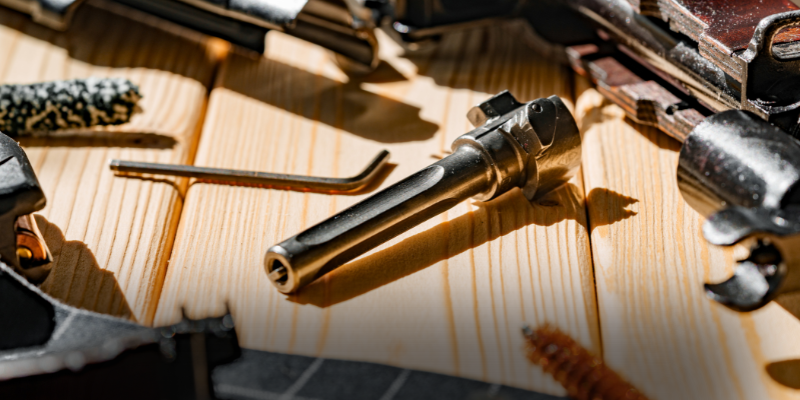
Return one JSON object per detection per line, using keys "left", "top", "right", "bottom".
{"left": 0, "top": 2, "right": 222, "bottom": 323}
{"left": 153, "top": 23, "right": 600, "bottom": 395}
{"left": 577, "top": 86, "right": 800, "bottom": 400}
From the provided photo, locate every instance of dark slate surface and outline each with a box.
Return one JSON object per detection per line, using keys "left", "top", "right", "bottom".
{"left": 213, "top": 349, "right": 568, "bottom": 400}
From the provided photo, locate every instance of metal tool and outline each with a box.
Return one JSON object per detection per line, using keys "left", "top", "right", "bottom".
{"left": 0, "top": 133, "right": 52, "bottom": 282}
{"left": 265, "top": 91, "right": 582, "bottom": 294}
{"left": 677, "top": 110, "right": 800, "bottom": 312}
{"left": 110, "top": 150, "right": 390, "bottom": 193}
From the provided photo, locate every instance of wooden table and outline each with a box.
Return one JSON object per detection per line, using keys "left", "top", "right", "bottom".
{"left": 4, "top": 2, "right": 800, "bottom": 399}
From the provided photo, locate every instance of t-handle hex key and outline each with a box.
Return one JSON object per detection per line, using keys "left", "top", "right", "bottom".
{"left": 266, "top": 91, "right": 582, "bottom": 294}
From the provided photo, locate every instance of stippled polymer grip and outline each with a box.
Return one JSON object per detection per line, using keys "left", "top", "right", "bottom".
{"left": 0, "top": 78, "right": 142, "bottom": 136}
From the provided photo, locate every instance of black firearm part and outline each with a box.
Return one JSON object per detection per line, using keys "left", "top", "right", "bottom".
{"left": 0, "top": 78, "right": 142, "bottom": 136}
{"left": 510, "top": 0, "right": 800, "bottom": 140}
{"left": 0, "top": 0, "right": 381, "bottom": 71}
{"left": 0, "top": 256, "right": 565, "bottom": 400}
{"left": 516, "top": 0, "right": 800, "bottom": 312}
{"left": 1, "top": 1, "right": 530, "bottom": 72}
{"left": 677, "top": 110, "right": 800, "bottom": 312}
{"left": 265, "top": 91, "right": 581, "bottom": 294}
{"left": 0, "top": 256, "right": 242, "bottom": 400}
{"left": 0, "top": 132, "right": 51, "bottom": 282}
{"left": 372, "top": 0, "right": 525, "bottom": 47}
{"left": 8, "top": 0, "right": 800, "bottom": 107}
{"left": 0, "top": 242, "right": 564, "bottom": 400}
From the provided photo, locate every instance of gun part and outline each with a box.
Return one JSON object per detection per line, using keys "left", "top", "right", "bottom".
{"left": 3, "top": 0, "right": 529, "bottom": 71}
{"left": 1, "top": 0, "right": 380, "bottom": 71}
{"left": 109, "top": 149, "right": 389, "bottom": 193}
{"left": 0, "top": 78, "right": 141, "bottom": 136}
{"left": 265, "top": 91, "right": 581, "bottom": 294}
{"left": 677, "top": 110, "right": 800, "bottom": 312}
{"left": 375, "top": 0, "right": 524, "bottom": 48}
{"left": 525, "top": 0, "right": 800, "bottom": 140}
{"left": 0, "top": 254, "right": 560, "bottom": 400}
{"left": 0, "top": 133, "right": 52, "bottom": 282}
{"left": 519, "top": 1, "right": 800, "bottom": 311}
{"left": 0, "top": 256, "right": 241, "bottom": 399}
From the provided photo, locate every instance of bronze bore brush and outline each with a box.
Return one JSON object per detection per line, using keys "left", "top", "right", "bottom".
{"left": 523, "top": 325, "right": 650, "bottom": 400}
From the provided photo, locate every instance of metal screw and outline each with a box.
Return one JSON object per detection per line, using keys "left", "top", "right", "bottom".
{"left": 16, "top": 247, "right": 33, "bottom": 260}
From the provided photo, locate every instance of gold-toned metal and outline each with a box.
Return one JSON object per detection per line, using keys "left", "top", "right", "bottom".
{"left": 13, "top": 214, "right": 53, "bottom": 282}
{"left": 16, "top": 247, "right": 33, "bottom": 260}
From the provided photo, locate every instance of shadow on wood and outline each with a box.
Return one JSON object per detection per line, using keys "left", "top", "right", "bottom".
{"left": 401, "top": 21, "right": 572, "bottom": 98}
{"left": 759, "top": 292, "right": 800, "bottom": 389}
{"left": 17, "top": 132, "right": 177, "bottom": 149}
{"left": 624, "top": 118, "right": 683, "bottom": 151}
{"left": 219, "top": 51, "right": 439, "bottom": 143}
{"left": 34, "top": 215, "right": 134, "bottom": 321}
{"left": 289, "top": 183, "right": 588, "bottom": 307}
{"left": 766, "top": 359, "right": 800, "bottom": 389}
{"left": 0, "top": 3, "right": 219, "bottom": 87}
{"left": 585, "top": 188, "right": 638, "bottom": 233}
{"left": 351, "top": 60, "right": 409, "bottom": 84}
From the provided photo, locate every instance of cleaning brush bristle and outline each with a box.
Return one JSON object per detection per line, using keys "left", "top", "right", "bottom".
{"left": 0, "top": 77, "right": 142, "bottom": 136}
{"left": 524, "top": 325, "right": 649, "bottom": 400}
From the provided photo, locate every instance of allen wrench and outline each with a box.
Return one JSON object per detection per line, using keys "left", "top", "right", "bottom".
{"left": 109, "top": 150, "right": 390, "bottom": 193}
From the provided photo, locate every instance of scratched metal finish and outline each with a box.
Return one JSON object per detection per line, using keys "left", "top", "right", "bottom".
{"left": 676, "top": 0, "right": 800, "bottom": 51}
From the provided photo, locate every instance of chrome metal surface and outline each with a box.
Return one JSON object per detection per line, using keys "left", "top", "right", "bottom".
{"left": 110, "top": 150, "right": 390, "bottom": 193}
{"left": 265, "top": 91, "right": 582, "bottom": 294}
{"left": 704, "top": 242, "right": 788, "bottom": 312}
{"left": 678, "top": 110, "right": 800, "bottom": 311}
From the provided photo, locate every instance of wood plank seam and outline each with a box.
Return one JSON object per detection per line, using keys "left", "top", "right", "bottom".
{"left": 153, "top": 24, "right": 600, "bottom": 396}
{"left": 0, "top": 2, "right": 226, "bottom": 324}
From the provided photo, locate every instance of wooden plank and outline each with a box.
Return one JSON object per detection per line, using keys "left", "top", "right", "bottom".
{"left": 578, "top": 86, "right": 800, "bottom": 400}
{"left": 0, "top": 2, "right": 223, "bottom": 324}
{"left": 154, "top": 23, "right": 599, "bottom": 395}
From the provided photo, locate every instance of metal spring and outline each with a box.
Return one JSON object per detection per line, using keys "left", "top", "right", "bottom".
{"left": 523, "top": 325, "right": 649, "bottom": 400}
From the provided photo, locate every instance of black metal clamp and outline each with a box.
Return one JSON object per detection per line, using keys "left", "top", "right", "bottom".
{"left": 678, "top": 110, "right": 800, "bottom": 311}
